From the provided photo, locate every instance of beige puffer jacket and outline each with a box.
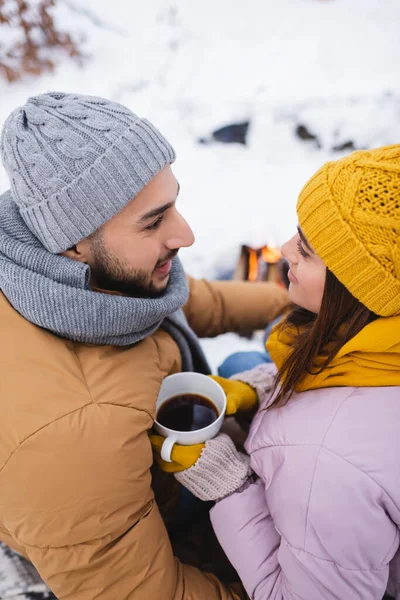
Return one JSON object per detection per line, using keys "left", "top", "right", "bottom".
{"left": 0, "top": 277, "right": 288, "bottom": 599}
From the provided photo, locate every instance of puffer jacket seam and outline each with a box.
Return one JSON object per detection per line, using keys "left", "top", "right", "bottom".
{"left": 70, "top": 346, "right": 156, "bottom": 418}
{"left": 320, "top": 445, "right": 400, "bottom": 516}
{"left": 252, "top": 442, "right": 400, "bottom": 517}
{"left": 303, "top": 391, "right": 356, "bottom": 547}
{"left": 0, "top": 346, "right": 98, "bottom": 475}
{"left": 0, "top": 401, "right": 94, "bottom": 476}
{"left": 149, "top": 333, "right": 164, "bottom": 376}
{"left": 13, "top": 499, "right": 154, "bottom": 551}
{"left": 304, "top": 446, "right": 400, "bottom": 569}
{"left": 72, "top": 342, "right": 157, "bottom": 417}
{"left": 250, "top": 389, "right": 358, "bottom": 549}
{"left": 252, "top": 442, "right": 399, "bottom": 570}
{"left": 71, "top": 344, "right": 96, "bottom": 403}
{"left": 98, "top": 402, "right": 153, "bottom": 419}
{"left": 279, "top": 535, "right": 390, "bottom": 573}
{"left": 0, "top": 401, "right": 154, "bottom": 478}
{"left": 247, "top": 387, "right": 359, "bottom": 454}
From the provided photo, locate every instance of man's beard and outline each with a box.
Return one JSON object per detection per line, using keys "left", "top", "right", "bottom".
{"left": 89, "top": 235, "right": 176, "bottom": 299}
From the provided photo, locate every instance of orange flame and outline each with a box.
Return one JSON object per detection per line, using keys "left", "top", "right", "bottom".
{"left": 248, "top": 248, "right": 259, "bottom": 281}
{"left": 261, "top": 243, "right": 282, "bottom": 264}
{"left": 246, "top": 243, "right": 282, "bottom": 281}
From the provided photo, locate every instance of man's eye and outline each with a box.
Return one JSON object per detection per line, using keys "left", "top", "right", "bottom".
{"left": 296, "top": 238, "right": 309, "bottom": 258}
{"left": 146, "top": 215, "right": 164, "bottom": 231}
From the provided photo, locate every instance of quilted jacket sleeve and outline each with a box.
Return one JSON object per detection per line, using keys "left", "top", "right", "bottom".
{"left": 211, "top": 446, "right": 398, "bottom": 600}
{"left": 0, "top": 402, "right": 246, "bottom": 600}
{"left": 183, "top": 276, "right": 288, "bottom": 338}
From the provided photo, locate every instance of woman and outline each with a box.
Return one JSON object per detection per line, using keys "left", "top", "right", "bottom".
{"left": 153, "top": 145, "right": 400, "bottom": 599}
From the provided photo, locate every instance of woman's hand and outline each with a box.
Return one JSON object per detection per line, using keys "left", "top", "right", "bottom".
{"left": 210, "top": 376, "right": 258, "bottom": 415}
{"left": 175, "top": 434, "right": 252, "bottom": 501}
{"left": 151, "top": 433, "right": 252, "bottom": 501}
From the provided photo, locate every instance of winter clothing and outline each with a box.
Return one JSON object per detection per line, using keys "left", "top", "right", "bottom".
{"left": 175, "top": 434, "right": 252, "bottom": 501}
{"left": 297, "top": 144, "right": 400, "bottom": 316}
{"left": 151, "top": 435, "right": 205, "bottom": 473}
{"left": 267, "top": 314, "right": 400, "bottom": 390}
{"left": 0, "top": 191, "right": 209, "bottom": 373}
{"left": 229, "top": 358, "right": 276, "bottom": 399}
{"left": 0, "top": 92, "right": 175, "bottom": 252}
{"left": 0, "top": 273, "right": 288, "bottom": 600}
{"left": 150, "top": 376, "right": 259, "bottom": 473}
{"left": 210, "top": 376, "right": 258, "bottom": 414}
{"left": 163, "top": 144, "right": 400, "bottom": 598}
{"left": 209, "top": 317, "right": 400, "bottom": 600}
{"left": 0, "top": 89, "right": 290, "bottom": 599}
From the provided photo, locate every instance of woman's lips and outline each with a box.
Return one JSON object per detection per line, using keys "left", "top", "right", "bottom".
{"left": 287, "top": 269, "right": 298, "bottom": 284}
{"left": 155, "top": 260, "right": 172, "bottom": 276}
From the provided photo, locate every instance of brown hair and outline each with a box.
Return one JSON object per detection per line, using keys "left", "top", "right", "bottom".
{"left": 270, "top": 268, "right": 378, "bottom": 408}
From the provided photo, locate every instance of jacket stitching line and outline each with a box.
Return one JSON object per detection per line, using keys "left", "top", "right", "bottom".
{"left": 0, "top": 402, "right": 93, "bottom": 476}
{"left": 254, "top": 442, "right": 400, "bottom": 518}
{"left": 70, "top": 349, "right": 154, "bottom": 419}
{"left": 280, "top": 535, "right": 389, "bottom": 573}
{"left": 319, "top": 446, "right": 400, "bottom": 518}
{"left": 252, "top": 447, "right": 399, "bottom": 567}
{"left": 0, "top": 403, "right": 153, "bottom": 477}
{"left": 0, "top": 346, "right": 98, "bottom": 476}
{"left": 71, "top": 346, "right": 96, "bottom": 404}
{"left": 303, "top": 391, "right": 356, "bottom": 548}
{"left": 98, "top": 402, "right": 153, "bottom": 419}
{"left": 151, "top": 332, "right": 167, "bottom": 376}
{"left": 304, "top": 446, "right": 400, "bottom": 569}
{"left": 15, "top": 500, "right": 154, "bottom": 550}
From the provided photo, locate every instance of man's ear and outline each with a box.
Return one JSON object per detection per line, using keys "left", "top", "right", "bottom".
{"left": 61, "top": 239, "right": 91, "bottom": 263}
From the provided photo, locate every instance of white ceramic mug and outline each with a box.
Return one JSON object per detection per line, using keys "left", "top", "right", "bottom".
{"left": 154, "top": 372, "right": 226, "bottom": 462}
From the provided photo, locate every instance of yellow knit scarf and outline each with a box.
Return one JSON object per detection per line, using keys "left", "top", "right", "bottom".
{"left": 266, "top": 316, "right": 400, "bottom": 391}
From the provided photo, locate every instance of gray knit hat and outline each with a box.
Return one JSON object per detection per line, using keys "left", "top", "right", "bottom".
{"left": 0, "top": 92, "right": 176, "bottom": 253}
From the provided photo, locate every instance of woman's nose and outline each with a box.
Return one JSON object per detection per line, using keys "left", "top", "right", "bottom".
{"left": 281, "top": 235, "right": 298, "bottom": 263}
{"left": 281, "top": 240, "right": 289, "bottom": 259}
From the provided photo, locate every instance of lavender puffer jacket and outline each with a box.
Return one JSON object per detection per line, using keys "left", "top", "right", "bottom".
{"left": 211, "top": 363, "right": 400, "bottom": 600}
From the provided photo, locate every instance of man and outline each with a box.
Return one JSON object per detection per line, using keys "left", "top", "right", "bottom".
{"left": 0, "top": 92, "right": 288, "bottom": 599}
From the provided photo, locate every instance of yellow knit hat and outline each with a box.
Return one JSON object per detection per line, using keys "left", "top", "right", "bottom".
{"left": 297, "top": 145, "right": 400, "bottom": 317}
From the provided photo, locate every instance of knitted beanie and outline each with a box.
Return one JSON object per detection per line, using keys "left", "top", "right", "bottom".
{"left": 297, "top": 145, "right": 400, "bottom": 317}
{"left": 0, "top": 92, "right": 176, "bottom": 253}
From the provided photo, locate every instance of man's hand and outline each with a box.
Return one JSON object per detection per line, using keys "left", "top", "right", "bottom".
{"left": 150, "top": 435, "right": 205, "bottom": 473}
{"left": 210, "top": 376, "right": 258, "bottom": 415}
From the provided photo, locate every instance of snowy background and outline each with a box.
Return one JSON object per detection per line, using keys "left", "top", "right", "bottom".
{"left": 1, "top": 0, "right": 400, "bottom": 374}
{"left": 0, "top": 1, "right": 400, "bottom": 596}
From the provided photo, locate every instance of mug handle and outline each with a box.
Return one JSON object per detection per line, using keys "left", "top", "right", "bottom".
{"left": 161, "top": 435, "right": 178, "bottom": 462}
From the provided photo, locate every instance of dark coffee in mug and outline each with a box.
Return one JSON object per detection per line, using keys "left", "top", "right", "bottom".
{"left": 157, "top": 393, "right": 219, "bottom": 432}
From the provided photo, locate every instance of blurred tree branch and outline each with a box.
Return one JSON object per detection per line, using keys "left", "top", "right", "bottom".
{"left": 0, "top": 0, "right": 83, "bottom": 82}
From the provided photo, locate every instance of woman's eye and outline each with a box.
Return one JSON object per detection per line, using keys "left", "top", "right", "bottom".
{"left": 146, "top": 215, "right": 164, "bottom": 231}
{"left": 297, "top": 238, "right": 309, "bottom": 258}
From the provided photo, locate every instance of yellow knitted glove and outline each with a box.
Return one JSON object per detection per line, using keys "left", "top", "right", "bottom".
{"left": 150, "top": 434, "right": 205, "bottom": 473}
{"left": 210, "top": 375, "right": 258, "bottom": 415}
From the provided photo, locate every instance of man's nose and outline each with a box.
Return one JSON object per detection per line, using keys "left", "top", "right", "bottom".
{"left": 166, "top": 213, "right": 195, "bottom": 250}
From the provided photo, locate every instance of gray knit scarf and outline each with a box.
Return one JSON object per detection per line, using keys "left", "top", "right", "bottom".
{"left": 0, "top": 191, "right": 210, "bottom": 374}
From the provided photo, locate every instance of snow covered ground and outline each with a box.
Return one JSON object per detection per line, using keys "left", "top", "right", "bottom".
{"left": 1, "top": 0, "right": 400, "bottom": 373}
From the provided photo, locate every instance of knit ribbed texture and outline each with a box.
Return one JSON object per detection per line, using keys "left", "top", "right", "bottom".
{"left": 231, "top": 362, "right": 277, "bottom": 409}
{"left": 175, "top": 434, "right": 252, "bottom": 501}
{"left": 0, "top": 190, "right": 210, "bottom": 373}
{"left": 0, "top": 92, "right": 176, "bottom": 253}
{"left": 297, "top": 145, "right": 400, "bottom": 317}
